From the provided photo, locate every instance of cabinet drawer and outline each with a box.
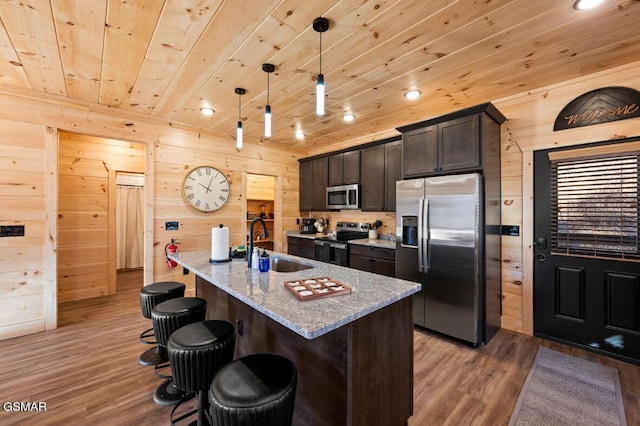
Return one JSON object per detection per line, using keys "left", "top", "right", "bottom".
{"left": 349, "top": 244, "right": 395, "bottom": 261}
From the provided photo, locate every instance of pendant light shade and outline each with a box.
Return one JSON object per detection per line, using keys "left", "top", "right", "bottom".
{"left": 313, "top": 17, "right": 329, "bottom": 116}
{"left": 235, "top": 87, "right": 246, "bottom": 149}
{"left": 262, "top": 63, "right": 275, "bottom": 138}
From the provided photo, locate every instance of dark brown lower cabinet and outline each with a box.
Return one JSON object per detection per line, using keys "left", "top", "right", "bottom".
{"left": 287, "top": 236, "right": 315, "bottom": 260}
{"left": 349, "top": 244, "right": 395, "bottom": 277}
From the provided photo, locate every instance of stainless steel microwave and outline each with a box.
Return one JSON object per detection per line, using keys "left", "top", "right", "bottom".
{"left": 326, "top": 184, "right": 360, "bottom": 210}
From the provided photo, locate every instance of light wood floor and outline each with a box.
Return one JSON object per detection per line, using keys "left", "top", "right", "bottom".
{"left": 0, "top": 270, "right": 638, "bottom": 425}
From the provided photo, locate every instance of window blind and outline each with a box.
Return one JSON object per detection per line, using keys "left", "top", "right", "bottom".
{"left": 550, "top": 154, "right": 639, "bottom": 260}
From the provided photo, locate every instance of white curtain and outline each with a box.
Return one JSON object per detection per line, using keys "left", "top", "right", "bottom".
{"left": 116, "top": 186, "right": 144, "bottom": 269}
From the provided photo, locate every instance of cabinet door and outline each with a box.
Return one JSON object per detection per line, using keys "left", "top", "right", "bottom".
{"left": 342, "top": 150, "right": 360, "bottom": 184}
{"left": 372, "top": 259, "right": 395, "bottom": 277}
{"left": 403, "top": 126, "right": 437, "bottom": 178}
{"left": 328, "top": 154, "right": 344, "bottom": 186}
{"left": 360, "top": 145, "right": 385, "bottom": 211}
{"left": 299, "top": 161, "right": 313, "bottom": 211}
{"left": 349, "top": 254, "right": 372, "bottom": 272}
{"left": 438, "top": 114, "right": 480, "bottom": 172}
{"left": 384, "top": 140, "right": 402, "bottom": 212}
{"left": 311, "top": 157, "right": 328, "bottom": 211}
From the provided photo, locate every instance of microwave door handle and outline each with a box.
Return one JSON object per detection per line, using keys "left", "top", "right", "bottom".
{"left": 423, "top": 198, "right": 430, "bottom": 273}
{"left": 418, "top": 198, "right": 425, "bottom": 273}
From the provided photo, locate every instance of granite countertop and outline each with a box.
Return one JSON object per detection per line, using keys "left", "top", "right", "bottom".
{"left": 169, "top": 250, "right": 420, "bottom": 340}
{"left": 287, "top": 229, "right": 397, "bottom": 249}
{"left": 349, "top": 238, "right": 396, "bottom": 249}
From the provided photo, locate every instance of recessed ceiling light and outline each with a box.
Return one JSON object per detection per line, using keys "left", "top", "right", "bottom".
{"left": 200, "top": 107, "right": 214, "bottom": 116}
{"left": 342, "top": 113, "right": 355, "bottom": 122}
{"left": 573, "top": 0, "right": 604, "bottom": 10}
{"left": 295, "top": 129, "right": 305, "bottom": 140}
{"left": 404, "top": 90, "right": 421, "bottom": 100}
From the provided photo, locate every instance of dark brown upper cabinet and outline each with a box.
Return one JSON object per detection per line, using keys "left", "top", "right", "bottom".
{"left": 328, "top": 151, "right": 360, "bottom": 186}
{"left": 360, "top": 138, "right": 402, "bottom": 212}
{"left": 299, "top": 156, "right": 328, "bottom": 211}
{"left": 398, "top": 103, "right": 505, "bottom": 179}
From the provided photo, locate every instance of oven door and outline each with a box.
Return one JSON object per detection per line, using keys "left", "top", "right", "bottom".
{"left": 314, "top": 240, "right": 330, "bottom": 263}
{"left": 314, "top": 240, "right": 348, "bottom": 266}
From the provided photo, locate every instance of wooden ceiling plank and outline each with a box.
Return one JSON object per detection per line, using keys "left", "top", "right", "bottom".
{"left": 0, "top": 19, "right": 31, "bottom": 87}
{"left": 51, "top": 0, "right": 107, "bottom": 103}
{"left": 127, "top": 0, "right": 224, "bottom": 115}
{"left": 151, "top": 0, "right": 283, "bottom": 118}
{"left": 0, "top": 0, "right": 66, "bottom": 95}
{"left": 100, "top": 0, "right": 165, "bottom": 108}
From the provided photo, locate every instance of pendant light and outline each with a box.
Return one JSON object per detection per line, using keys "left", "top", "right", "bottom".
{"left": 262, "top": 63, "right": 275, "bottom": 138}
{"left": 235, "top": 87, "right": 246, "bottom": 149}
{"left": 313, "top": 17, "right": 329, "bottom": 116}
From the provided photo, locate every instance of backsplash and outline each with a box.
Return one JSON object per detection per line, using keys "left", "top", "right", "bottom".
{"left": 305, "top": 211, "right": 396, "bottom": 236}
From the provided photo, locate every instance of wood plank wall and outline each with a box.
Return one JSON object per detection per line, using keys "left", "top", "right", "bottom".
{"left": 0, "top": 119, "right": 47, "bottom": 339}
{"left": 57, "top": 131, "right": 144, "bottom": 303}
{"left": 1, "top": 60, "right": 639, "bottom": 340}
{"left": 0, "top": 87, "right": 305, "bottom": 340}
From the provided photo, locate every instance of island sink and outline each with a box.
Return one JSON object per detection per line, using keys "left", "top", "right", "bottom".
{"left": 270, "top": 256, "right": 314, "bottom": 273}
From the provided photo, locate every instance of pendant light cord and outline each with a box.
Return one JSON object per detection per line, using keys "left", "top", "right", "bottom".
{"left": 319, "top": 32, "right": 323, "bottom": 74}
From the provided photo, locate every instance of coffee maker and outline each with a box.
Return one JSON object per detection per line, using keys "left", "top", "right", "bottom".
{"left": 300, "top": 218, "right": 316, "bottom": 234}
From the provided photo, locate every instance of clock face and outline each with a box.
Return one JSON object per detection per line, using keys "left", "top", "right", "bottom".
{"left": 182, "top": 166, "right": 230, "bottom": 212}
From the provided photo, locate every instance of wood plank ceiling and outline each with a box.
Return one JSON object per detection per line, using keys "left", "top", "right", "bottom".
{"left": 1, "top": 0, "right": 639, "bottom": 152}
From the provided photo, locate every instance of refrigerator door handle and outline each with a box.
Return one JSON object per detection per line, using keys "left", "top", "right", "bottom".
{"left": 418, "top": 198, "right": 424, "bottom": 272}
{"left": 423, "top": 198, "right": 430, "bottom": 272}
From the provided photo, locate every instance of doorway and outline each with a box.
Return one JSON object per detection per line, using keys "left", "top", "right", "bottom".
{"left": 57, "top": 131, "right": 145, "bottom": 303}
{"left": 243, "top": 173, "right": 279, "bottom": 252}
{"left": 115, "top": 172, "right": 145, "bottom": 272}
{"left": 533, "top": 139, "right": 640, "bottom": 363}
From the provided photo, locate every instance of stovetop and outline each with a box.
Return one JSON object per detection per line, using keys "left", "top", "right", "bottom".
{"left": 316, "top": 222, "right": 369, "bottom": 243}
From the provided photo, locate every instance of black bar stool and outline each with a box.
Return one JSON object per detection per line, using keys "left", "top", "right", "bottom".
{"left": 138, "top": 281, "right": 186, "bottom": 366}
{"left": 209, "top": 353, "right": 297, "bottom": 426}
{"left": 168, "top": 320, "right": 236, "bottom": 426}
{"left": 151, "top": 296, "right": 207, "bottom": 406}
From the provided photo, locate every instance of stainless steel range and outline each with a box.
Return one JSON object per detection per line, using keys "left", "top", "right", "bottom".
{"left": 314, "top": 222, "right": 369, "bottom": 266}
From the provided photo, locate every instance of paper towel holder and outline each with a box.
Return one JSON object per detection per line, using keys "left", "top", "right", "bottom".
{"left": 210, "top": 224, "right": 232, "bottom": 264}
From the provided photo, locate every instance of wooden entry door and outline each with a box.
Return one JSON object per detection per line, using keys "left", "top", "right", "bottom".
{"left": 533, "top": 142, "right": 640, "bottom": 364}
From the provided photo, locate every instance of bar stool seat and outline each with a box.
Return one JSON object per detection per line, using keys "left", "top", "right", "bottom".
{"left": 138, "top": 281, "right": 185, "bottom": 366}
{"left": 209, "top": 353, "right": 297, "bottom": 426}
{"left": 168, "top": 320, "right": 236, "bottom": 426}
{"left": 152, "top": 297, "right": 207, "bottom": 406}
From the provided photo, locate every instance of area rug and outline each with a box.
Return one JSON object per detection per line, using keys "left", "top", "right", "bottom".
{"left": 509, "top": 346, "right": 626, "bottom": 426}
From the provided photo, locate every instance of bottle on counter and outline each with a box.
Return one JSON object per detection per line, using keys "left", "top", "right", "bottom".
{"left": 259, "top": 249, "right": 270, "bottom": 272}
{"left": 251, "top": 247, "right": 259, "bottom": 270}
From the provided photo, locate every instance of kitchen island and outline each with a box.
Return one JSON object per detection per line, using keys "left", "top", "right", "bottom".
{"left": 170, "top": 250, "right": 421, "bottom": 426}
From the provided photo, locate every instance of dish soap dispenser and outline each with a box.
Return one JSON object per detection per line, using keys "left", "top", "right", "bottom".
{"left": 251, "top": 247, "right": 259, "bottom": 270}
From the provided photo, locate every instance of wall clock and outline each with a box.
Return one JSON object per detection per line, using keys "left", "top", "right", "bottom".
{"left": 182, "top": 166, "right": 230, "bottom": 212}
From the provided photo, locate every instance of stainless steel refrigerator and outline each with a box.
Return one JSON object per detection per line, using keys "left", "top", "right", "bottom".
{"left": 395, "top": 173, "right": 500, "bottom": 346}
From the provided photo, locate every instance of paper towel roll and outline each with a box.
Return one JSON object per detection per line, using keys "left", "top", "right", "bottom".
{"left": 211, "top": 226, "right": 229, "bottom": 261}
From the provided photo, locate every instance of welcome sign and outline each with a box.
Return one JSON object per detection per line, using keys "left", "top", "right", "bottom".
{"left": 554, "top": 86, "right": 640, "bottom": 131}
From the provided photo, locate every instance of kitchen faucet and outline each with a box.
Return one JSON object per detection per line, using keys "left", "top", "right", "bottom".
{"left": 248, "top": 217, "right": 269, "bottom": 268}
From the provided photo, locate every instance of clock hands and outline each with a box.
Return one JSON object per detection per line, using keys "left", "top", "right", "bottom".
{"left": 199, "top": 175, "right": 215, "bottom": 193}
{"left": 199, "top": 182, "right": 211, "bottom": 193}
